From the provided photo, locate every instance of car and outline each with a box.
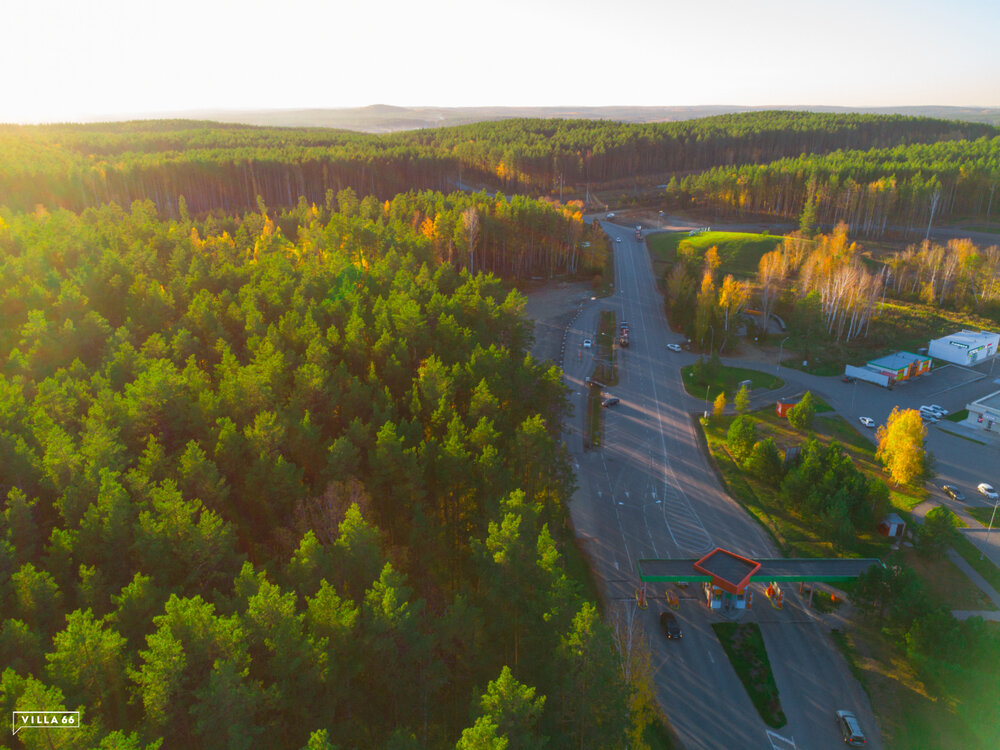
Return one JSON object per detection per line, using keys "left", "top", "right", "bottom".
{"left": 835, "top": 710, "right": 866, "bottom": 746}
{"left": 927, "top": 404, "right": 947, "bottom": 416}
{"left": 667, "top": 343, "right": 682, "bottom": 352}
{"left": 858, "top": 416, "right": 875, "bottom": 428}
{"left": 841, "top": 375, "right": 856, "bottom": 383}
{"left": 921, "top": 413, "right": 939, "bottom": 424}
{"left": 943, "top": 485, "right": 965, "bottom": 502}
{"left": 583, "top": 339, "right": 592, "bottom": 349}
{"left": 978, "top": 483, "right": 998, "bottom": 500}
{"left": 606, "top": 212, "right": 615, "bottom": 218}
{"left": 659, "top": 611, "right": 682, "bottom": 639}
{"left": 615, "top": 237, "right": 622, "bottom": 242}
{"left": 601, "top": 397, "right": 620, "bottom": 408}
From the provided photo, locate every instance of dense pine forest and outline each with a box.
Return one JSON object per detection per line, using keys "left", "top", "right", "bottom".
{"left": 0, "top": 196, "right": 637, "bottom": 748}
{"left": 2, "top": 112, "right": 995, "bottom": 216}
{"left": 2, "top": 111, "right": 999, "bottom": 749}
{"left": 666, "top": 136, "right": 1000, "bottom": 237}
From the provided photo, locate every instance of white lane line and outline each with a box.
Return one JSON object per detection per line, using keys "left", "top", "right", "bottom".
{"left": 627, "top": 237, "right": 713, "bottom": 552}
{"left": 707, "top": 650, "right": 714, "bottom": 664}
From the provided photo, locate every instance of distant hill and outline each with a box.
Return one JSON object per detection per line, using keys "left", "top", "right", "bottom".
{"left": 98, "top": 104, "right": 1000, "bottom": 132}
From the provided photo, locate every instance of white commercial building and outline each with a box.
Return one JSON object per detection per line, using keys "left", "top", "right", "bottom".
{"left": 927, "top": 330, "right": 999, "bottom": 366}
{"left": 966, "top": 390, "right": 1000, "bottom": 432}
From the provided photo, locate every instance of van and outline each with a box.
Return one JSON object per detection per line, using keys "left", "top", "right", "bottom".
{"left": 737, "top": 379, "right": 753, "bottom": 392}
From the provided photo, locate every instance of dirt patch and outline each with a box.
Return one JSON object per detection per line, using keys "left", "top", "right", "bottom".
{"left": 522, "top": 281, "right": 596, "bottom": 363}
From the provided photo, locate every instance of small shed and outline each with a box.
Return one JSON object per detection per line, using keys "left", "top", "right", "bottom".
{"left": 879, "top": 513, "right": 906, "bottom": 539}
{"left": 776, "top": 396, "right": 799, "bottom": 418}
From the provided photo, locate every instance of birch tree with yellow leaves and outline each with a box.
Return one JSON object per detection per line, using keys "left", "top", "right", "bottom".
{"left": 876, "top": 407, "right": 928, "bottom": 486}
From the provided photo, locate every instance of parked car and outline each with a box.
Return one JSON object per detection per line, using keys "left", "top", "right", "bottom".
{"left": 927, "top": 404, "right": 947, "bottom": 416}
{"left": 667, "top": 343, "right": 682, "bottom": 352}
{"left": 583, "top": 339, "right": 592, "bottom": 349}
{"left": 835, "top": 710, "right": 866, "bottom": 746}
{"left": 659, "top": 611, "right": 682, "bottom": 639}
{"left": 615, "top": 237, "right": 622, "bottom": 242}
{"left": 858, "top": 416, "right": 875, "bottom": 428}
{"left": 921, "top": 413, "right": 939, "bottom": 424}
{"left": 606, "top": 212, "right": 615, "bottom": 218}
{"left": 978, "top": 482, "right": 998, "bottom": 500}
{"left": 919, "top": 405, "right": 942, "bottom": 418}
{"left": 841, "top": 375, "right": 856, "bottom": 383}
{"left": 602, "top": 397, "right": 620, "bottom": 408}
{"left": 943, "top": 485, "right": 965, "bottom": 502}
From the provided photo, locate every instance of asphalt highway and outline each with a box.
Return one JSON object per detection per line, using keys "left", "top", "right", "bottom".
{"left": 564, "top": 224, "right": 881, "bottom": 750}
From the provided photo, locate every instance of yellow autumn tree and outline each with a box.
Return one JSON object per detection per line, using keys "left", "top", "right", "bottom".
{"left": 876, "top": 407, "right": 927, "bottom": 486}
{"left": 713, "top": 392, "right": 727, "bottom": 419}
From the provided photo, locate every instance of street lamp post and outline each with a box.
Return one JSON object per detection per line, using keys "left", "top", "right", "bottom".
{"left": 982, "top": 495, "right": 1000, "bottom": 561}
{"left": 707, "top": 324, "right": 715, "bottom": 356}
{"left": 777, "top": 336, "right": 790, "bottom": 374}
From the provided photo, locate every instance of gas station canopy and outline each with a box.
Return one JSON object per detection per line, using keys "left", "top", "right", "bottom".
{"left": 638, "top": 548, "right": 881, "bottom": 594}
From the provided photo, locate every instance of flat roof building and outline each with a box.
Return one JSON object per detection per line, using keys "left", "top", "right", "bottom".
{"left": 866, "top": 351, "right": 931, "bottom": 382}
{"left": 928, "top": 330, "right": 999, "bottom": 367}
{"left": 966, "top": 390, "right": 1000, "bottom": 432}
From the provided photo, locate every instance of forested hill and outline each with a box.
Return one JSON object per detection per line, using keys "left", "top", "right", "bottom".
{"left": 0, "top": 195, "right": 639, "bottom": 748}
{"left": 666, "top": 136, "right": 1000, "bottom": 238}
{"left": 1, "top": 112, "right": 994, "bottom": 215}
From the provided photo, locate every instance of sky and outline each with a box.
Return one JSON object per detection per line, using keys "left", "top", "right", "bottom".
{"left": 3, "top": 0, "right": 998, "bottom": 123}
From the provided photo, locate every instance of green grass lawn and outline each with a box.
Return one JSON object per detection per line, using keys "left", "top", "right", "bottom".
{"left": 967, "top": 505, "right": 1000, "bottom": 527}
{"left": 945, "top": 408, "right": 969, "bottom": 423}
{"left": 903, "top": 545, "right": 997, "bottom": 610}
{"left": 712, "top": 623, "right": 786, "bottom": 728}
{"left": 646, "top": 230, "right": 782, "bottom": 281}
{"left": 830, "top": 625, "right": 983, "bottom": 750}
{"left": 681, "top": 363, "right": 784, "bottom": 402}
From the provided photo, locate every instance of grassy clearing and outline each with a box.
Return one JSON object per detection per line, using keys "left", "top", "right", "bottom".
{"left": 902, "top": 546, "right": 997, "bottom": 610}
{"left": 945, "top": 408, "right": 969, "bottom": 423}
{"left": 951, "top": 533, "right": 1000, "bottom": 593}
{"left": 680, "top": 363, "right": 783, "bottom": 402}
{"left": 712, "top": 622, "right": 786, "bottom": 728}
{"left": 647, "top": 231, "right": 783, "bottom": 279}
{"left": 828, "top": 624, "right": 980, "bottom": 750}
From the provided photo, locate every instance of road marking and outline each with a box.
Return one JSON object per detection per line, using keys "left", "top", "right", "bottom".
{"left": 765, "top": 730, "right": 797, "bottom": 750}
{"left": 707, "top": 651, "right": 714, "bottom": 664}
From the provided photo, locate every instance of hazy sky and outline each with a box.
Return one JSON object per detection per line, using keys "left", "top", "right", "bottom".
{"left": 4, "top": 0, "right": 998, "bottom": 123}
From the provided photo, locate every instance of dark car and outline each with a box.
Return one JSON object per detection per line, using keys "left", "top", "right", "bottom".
{"left": 841, "top": 375, "right": 856, "bottom": 383}
{"left": 601, "top": 397, "right": 620, "bottom": 408}
{"left": 659, "top": 611, "right": 681, "bottom": 639}
{"left": 943, "top": 484, "right": 965, "bottom": 502}
{"left": 835, "top": 710, "right": 866, "bottom": 745}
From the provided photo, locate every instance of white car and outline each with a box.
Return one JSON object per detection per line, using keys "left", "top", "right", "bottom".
{"left": 583, "top": 339, "right": 593, "bottom": 349}
{"left": 666, "top": 343, "right": 682, "bottom": 352}
{"left": 858, "top": 416, "right": 875, "bottom": 428}
{"left": 978, "top": 483, "right": 998, "bottom": 500}
{"left": 615, "top": 237, "right": 622, "bottom": 242}
{"left": 607, "top": 212, "right": 615, "bottom": 218}
{"left": 927, "top": 404, "right": 947, "bottom": 416}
